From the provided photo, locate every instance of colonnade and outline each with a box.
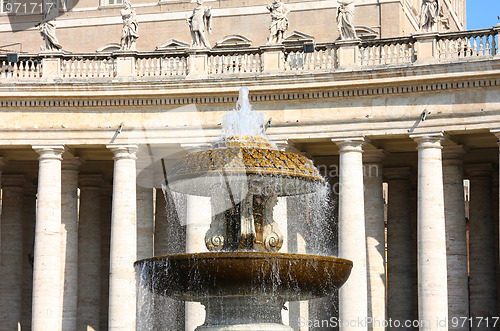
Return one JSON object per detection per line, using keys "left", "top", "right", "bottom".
{"left": 335, "top": 133, "right": 498, "bottom": 330}
{"left": 0, "top": 133, "right": 498, "bottom": 330}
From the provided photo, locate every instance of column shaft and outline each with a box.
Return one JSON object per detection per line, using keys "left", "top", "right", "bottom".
{"left": 334, "top": 139, "right": 368, "bottom": 330}
{"left": 100, "top": 184, "right": 113, "bottom": 331}
{"left": 385, "top": 167, "right": 415, "bottom": 328}
{"left": 0, "top": 175, "right": 27, "bottom": 329}
{"left": 61, "top": 157, "right": 82, "bottom": 331}
{"left": 137, "top": 186, "right": 154, "bottom": 260}
{"left": 466, "top": 164, "right": 497, "bottom": 328}
{"left": 412, "top": 135, "right": 448, "bottom": 331}
{"left": 107, "top": 144, "right": 138, "bottom": 331}
{"left": 31, "top": 145, "right": 65, "bottom": 331}
{"left": 442, "top": 147, "right": 469, "bottom": 330}
{"left": 21, "top": 184, "right": 36, "bottom": 330}
{"left": 185, "top": 194, "right": 211, "bottom": 331}
{"left": 77, "top": 174, "right": 103, "bottom": 331}
{"left": 363, "top": 150, "right": 386, "bottom": 331}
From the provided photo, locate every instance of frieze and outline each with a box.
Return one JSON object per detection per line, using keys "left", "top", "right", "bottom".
{"left": 0, "top": 77, "right": 499, "bottom": 108}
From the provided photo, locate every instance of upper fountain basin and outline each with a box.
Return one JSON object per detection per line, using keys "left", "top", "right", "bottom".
{"left": 167, "top": 135, "right": 324, "bottom": 197}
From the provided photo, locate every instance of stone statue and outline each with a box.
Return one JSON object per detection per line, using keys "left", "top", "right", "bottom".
{"left": 337, "top": 0, "right": 357, "bottom": 40}
{"left": 120, "top": 0, "right": 139, "bottom": 51}
{"left": 419, "top": 0, "right": 439, "bottom": 33}
{"left": 187, "top": 0, "right": 212, "bottom": 49}
{"left": 38, "top": 5, "right": 62, "bottom": 52}
{"left": 266, "top": 0, "right": 289, "bottom": 44}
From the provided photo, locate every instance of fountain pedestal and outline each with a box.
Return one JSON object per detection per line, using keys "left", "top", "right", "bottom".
{"left": 198, "top": 297, "right": 291, "bottom": 331}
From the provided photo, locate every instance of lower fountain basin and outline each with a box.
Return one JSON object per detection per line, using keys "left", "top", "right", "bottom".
{"left": 135, "top": 252, "right": 352, "bottom": 302}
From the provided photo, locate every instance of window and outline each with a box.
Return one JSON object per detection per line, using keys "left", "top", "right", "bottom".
{"left": 100, "top": 0, "right": 123, "bottom": 6}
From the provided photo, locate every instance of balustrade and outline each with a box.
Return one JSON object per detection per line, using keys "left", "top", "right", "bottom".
{"left": 359, "top": 38, "right": 414, "bottom": 66}
{"left": 136, "top": 55, "right": 188, "bottom": 77}
{"left": 207, "top": 52, "right": 262, "bottom": 74}
{"left": 437, "top": 29, "right": 498, "bottom": 60}
{"left": 0, "top": 27, "right": 497, "bottom": 81}
{"left": 0, "top": 56, "right": 41, "bottom": 79}
{"left": 285, "top": 46, "right": 335, "bottom": 71}
{"left": 61, "top": 56, "right": 114, "bottom": 78}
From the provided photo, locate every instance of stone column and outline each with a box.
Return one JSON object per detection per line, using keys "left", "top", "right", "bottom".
{"left": 363, "top": 150, "right": 386, "bottom": 331}
{"left": 100, "top": 184, "right": 113, "bottom": 331}
{"left": 61, "top": 157, "right": 82, "bottom": 331}
{"left": 411, "top": 134, "right": 448, "bottom": 330}
{"left": 384, "top": 167, "right": 415, "bottom": 327}
{"left": 78, "top": 174, "right": 104, "bottom": 331}
{"left": 21, "top": 183, "right": 36, "bottom": 330}
{"left": 0, "top": 157, "right": 7, "bottom": 263}
{"left": 0, "top": 174, "right": 27, "bottom": 329}
{"left": 154, "top": 188, "right": 169, "bottom": 255}
{"left": 332, "top": 138, "right": 368, "bottom": 330}
{"left": 137, "top": 186, "right": 154, "bottom": 260}
{"left": 106, "top": 144, "right": 138, "bottom": 331}
{"left": 442, "top": 147, "right": 469, "bottom": 330}
{"left": 31, "top": 145, "right": 66, "bottom": 331}
{"left": 185, "top": 194, "right": 211, "bottom": 331}
{"left": 465, "top": 164, "right": 497, "bottom": 328}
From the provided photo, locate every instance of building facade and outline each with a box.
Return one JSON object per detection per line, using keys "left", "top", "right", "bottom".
{"left": 1, "top": 0, "right": 500, "bottom": 330}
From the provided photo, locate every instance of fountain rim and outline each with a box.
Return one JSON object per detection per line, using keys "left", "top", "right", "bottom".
{"left": 134, "top": 251, "right": 353, "bottom": 266}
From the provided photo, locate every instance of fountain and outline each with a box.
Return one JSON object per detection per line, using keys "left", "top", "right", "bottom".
{"left": 135, "top": 87, "right": 353, "bottom": 330}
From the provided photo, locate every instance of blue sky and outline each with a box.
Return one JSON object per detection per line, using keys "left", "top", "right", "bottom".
{"left": 466, "top": 0, "right": 500, "bottom": 29}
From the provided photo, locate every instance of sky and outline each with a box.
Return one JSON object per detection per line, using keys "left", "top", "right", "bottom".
{"left": 466, "top": 0, "right": 500, "bottom": 29}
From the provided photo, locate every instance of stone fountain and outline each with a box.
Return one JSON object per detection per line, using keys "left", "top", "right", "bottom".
{"left": 135, "top": 87, "right": 352, "bottom": 330}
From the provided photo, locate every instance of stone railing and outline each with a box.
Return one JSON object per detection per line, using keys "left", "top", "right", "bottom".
{"left": 0, "top": 27, "right": 497, "bottom": 81}
{"left": 437, "top": 28, "right": 498, "bottom": 60}
{"left": 284, "top": 45, "right": 336, "bottom": 71}
{"left": 359, "top": 37, "right": 415, "bottom": 66}
{"left": 136, "top": 53, "right": 188, "bottom": 77}
{"left": 0, "top": 54, "right": 41, "bottom": 78}
{"left": 207, "top": 49, "right": 263, "bottom": 74}
{"left": 61, "top": 54, "right": 115, "bottom": 78}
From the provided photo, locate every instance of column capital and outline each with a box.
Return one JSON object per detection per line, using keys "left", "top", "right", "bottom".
{"left": 363, "top": 149, "right": 388, "bottom": 164}
{"left": 106, "top": 144, "right": 138, "bottom": 160}
{"left": 62, "top": 156, "right": 84, "bottom": 171}
{"left": 442, "top": 145, "right": 468, "bottom": 165}
{"left": 2, "top": 174, "right": 29, "bottom": 188}
{"left": 464, "top": 163, "right": 494, "bottom": 179}
{"left": 331, "top": 137, "right": 365, "bottom": 153}
{"left": 32, "top": 145, "right": 67, "bottom": 161}
{"left": 79, "top": 174, "right": 104, "bottom": 188}
{"left": 384, "top": 167, "right": 412, "bottom": 181}
{"left": 410, "top": 132, "right": 446, "bottom": 150}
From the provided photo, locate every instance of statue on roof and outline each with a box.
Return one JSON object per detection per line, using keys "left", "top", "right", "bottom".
{"left": 120, "top": 0, "right": 139, "bottom": 51}
{"left": 337, "top": 0, "right": 357, "bottom": 40}
{"left": 187, "top": 0, "right": 212, "bottom": 48}
{"left": 419, "top": 0, "right": 439, "bottom": 33}
{"left": 266, "top": 0, "right": 289, "bottom": 44}
{"left": 38, "top": 2, "right": 63, "bottom": 52}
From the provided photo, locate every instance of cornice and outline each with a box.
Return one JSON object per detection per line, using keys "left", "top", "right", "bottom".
{"left": 0, "top": 58, "right": 498, "bottom": 108}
